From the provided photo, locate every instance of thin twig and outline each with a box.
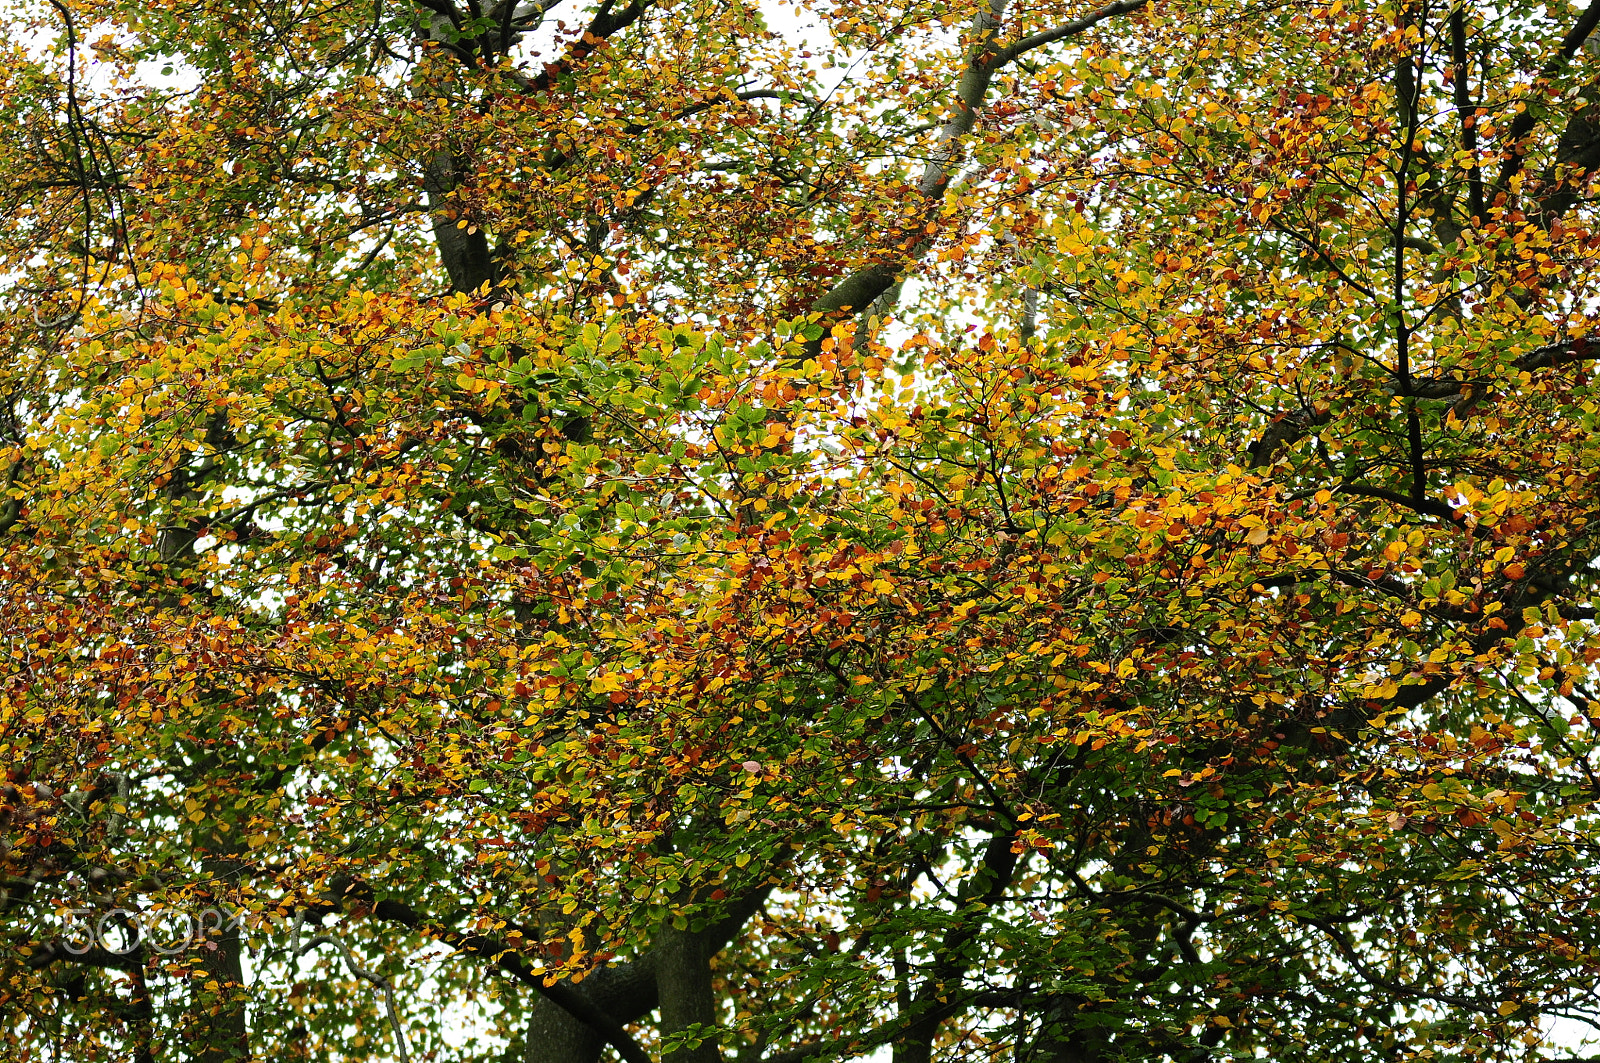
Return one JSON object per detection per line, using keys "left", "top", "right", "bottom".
{"left": 299, "top": 934, "right": 411, "bottom": 1063}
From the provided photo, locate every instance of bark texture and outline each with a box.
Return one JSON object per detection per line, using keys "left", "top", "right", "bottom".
{"left": 190, "top": 855, "right": 250, "bottom": 1063}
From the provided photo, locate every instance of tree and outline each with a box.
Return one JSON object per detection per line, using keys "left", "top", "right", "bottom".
{"left": 6, "top": 0, "right": 1600, "bottom": 1059}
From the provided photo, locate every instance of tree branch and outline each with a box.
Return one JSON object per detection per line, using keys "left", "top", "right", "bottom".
{"left": 1494, "top": 0, "right": 1600, "bottom": 192}
{"left": 369, "top": 896, "right": 654, "bottom": 1063}
{"left": 299, "top": 933, "right": 412, "bottom": 1063}
{"left": 999, "top": 0, "right": 1149, "bottom": 63}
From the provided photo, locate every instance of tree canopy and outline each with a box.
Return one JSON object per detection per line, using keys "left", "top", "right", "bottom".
{"left": 6, "top": 0, "right": 1600, "bottom": 1060}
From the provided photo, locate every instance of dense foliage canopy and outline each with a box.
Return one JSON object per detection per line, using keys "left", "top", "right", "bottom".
{"left": 6, "top": 0, "right": 1600, "bottom": 1060}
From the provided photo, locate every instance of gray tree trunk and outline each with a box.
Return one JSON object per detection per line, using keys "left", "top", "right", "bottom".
{"left": 654, "top": 924, "right": 721, "bottom": 1063}
{"left": 524, "top": 996, "right": 606, "bottom": 1063}
{"left": 190, "top": 854, "right": 250, "bottom": 1062}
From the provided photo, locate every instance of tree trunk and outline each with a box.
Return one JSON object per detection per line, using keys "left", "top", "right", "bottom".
{"left": 524, "top": 996, "right": 605, "bottom": 1063}
{"left": 655, "top": 923, "right": 721, "bottom": 1063}
{"left": 189, "top": 855, "right": 249, "bottom": 1062}
{"left": 1026, "top": 999, "right": 1107, "bottom": 1063}
{"left": 518, "top": 885, "right": 770, "bottom": 1062}
{"left": 425, "top": 151, "right": 499, "bottom": 297}
{"left": 891, "top": 1022, "right": 936, "bottom": 1063}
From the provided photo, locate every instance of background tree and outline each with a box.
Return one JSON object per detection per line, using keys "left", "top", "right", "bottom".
{"left": 5, "top": 0, "right": 1600, "bottom": 1061}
